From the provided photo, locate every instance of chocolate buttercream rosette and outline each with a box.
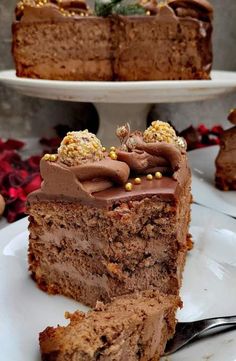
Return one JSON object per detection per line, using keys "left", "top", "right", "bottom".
{"left": 116, "top": 121, "right": 187, "bottom": 177}
{"left": 41, "top": 130, "right": 130, "bottom": 197}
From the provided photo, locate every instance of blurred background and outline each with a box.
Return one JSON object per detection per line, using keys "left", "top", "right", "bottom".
{"left": 0, "top": 0, "right": 235, "bottom": 137}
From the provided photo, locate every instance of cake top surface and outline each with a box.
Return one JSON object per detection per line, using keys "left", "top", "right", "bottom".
{"left": 28, "top": 121, "right": 190, "bottom": 207}
{"left": 39, "top": 290, "right": 181, "bottom": 356}
{"left": 15, "top": 0, "right": 213, "bottom": 21}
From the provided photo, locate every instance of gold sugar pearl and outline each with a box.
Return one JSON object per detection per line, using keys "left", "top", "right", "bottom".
{"left": 102, "top": 147, "right": 106, "bottom": 152}
{"left": 125, "top": 183, "right": 133, "bottom": 192}
{"left": 155, "top": 171, "right": 162, "bottom": 179}
{"left": 43, "top": 154, "right": 50, "bottom": 161}
{"left": 110, "top": 146, "right": 116, "bottom": 152}
{"left": 109, "top": 151, "right": 118, "bottom": 160}
{"left": 134, "top": 177, "right": 141, "bottom": 185}
{"left": 146, "top": 174, "right": 153, "bottom": 181}
{"left": 50, "top": 154, "right": 58, "bottom": 162}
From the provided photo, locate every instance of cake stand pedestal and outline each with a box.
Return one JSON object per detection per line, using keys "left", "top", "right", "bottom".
{"left": 1, "top": 70, "right": 236, "bottom": 144}
{"left": 94, "top": 103, "right": 152, "bottom": 145}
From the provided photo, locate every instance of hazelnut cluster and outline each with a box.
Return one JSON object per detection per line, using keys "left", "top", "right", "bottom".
{"left": 143, "top": 120, "right": 176, "bottom": 143}
{"left": 57, "top": 130, "right": 105, "bottom": 166}
{"left": 143, "top": 120, "right": 186, "bottom": 149}
{"left": 16, "top": 0, "right": 89, "bottom": 17}
{"left": 17, "top": 0, "right": 48, "bottom": 10}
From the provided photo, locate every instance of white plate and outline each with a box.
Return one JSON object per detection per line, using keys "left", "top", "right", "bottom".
{"left": 0, "top": 219, "right": 7, "bottom": 230}
{"left": 1, "top": 70, "right": 236, "bottom": 103}
{"left": 0, "top": 204, "right": 236, "bottom": 361}
{"left": 189, "top": 146, "right": 236, "bottom": 218}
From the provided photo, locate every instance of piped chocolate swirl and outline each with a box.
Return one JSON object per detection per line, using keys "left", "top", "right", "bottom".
{"left": 116, "top": 121, "right": 186, "bottom": 175}
{"left": 28, "top": 122, "right": 190, "bottom": 207}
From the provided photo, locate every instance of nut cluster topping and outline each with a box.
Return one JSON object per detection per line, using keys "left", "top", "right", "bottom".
{"left": 57, "top": 130, "right": 105, "bottom": 166}
{"left": 143, "top": 120, "right": 186, "bottom": 150}
{"left": 143, "top": 120, "right": 177, "bottom": 143}
{"left": 16, "top": 0, "right": 90, "bottom": 18}
{"left": 17, "top": 0, "right": 48, "bottom": 10}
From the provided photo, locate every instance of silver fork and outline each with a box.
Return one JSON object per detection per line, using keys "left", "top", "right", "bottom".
{"left": 165, "top": 315, "right": 236, "bottom": 355}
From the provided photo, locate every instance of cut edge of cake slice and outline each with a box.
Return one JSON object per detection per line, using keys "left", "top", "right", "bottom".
{"left": 39, "top": 289, "right": 181, "bottom": 361}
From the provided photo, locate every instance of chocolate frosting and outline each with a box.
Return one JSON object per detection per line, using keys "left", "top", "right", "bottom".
{"left": 168, "top": 0, "right": 213, "bottom": 21}
{"left": 168, "top": 0, "right": 213, "bottom": 12}
{"left": 28, "top": 139, "right": 190, "bottom": 208}
{"left": 15, "top": 0, "right": 213, "bottom": 21}
{"left": 16, "top": 3, "right": 61, "bottom": 22}
{"left": 116, "top": 131, "right": 184, "bottom": 175}
{"left": 38, "top": 157, "right": 130, "bottom": 201}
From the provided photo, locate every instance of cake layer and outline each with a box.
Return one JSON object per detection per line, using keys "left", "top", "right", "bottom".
{"left": 13, "top": 17, "right": 113, "bottom": 80}
{"left": 30, "top": 244, "right": 188, "bottom": 307}
{"left": 12, "top": 1, "right": 213, "bottom": 81}
{"left": 39, "top": 289, "right": 181, "bottom": 361}
{"left": 28, "top": 173, "right": 191, "bottom": 307}
{"left": 112, "top": 12, "right": 212, "bottom": 80}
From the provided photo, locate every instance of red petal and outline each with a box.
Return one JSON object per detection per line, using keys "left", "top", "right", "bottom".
{"left": 0, "top": 161, "right": 13, "bottom": 173}
{"left": 26, "top": 155, "right": 41, "bottom": 171}
{"left": 40, "top": 137, "right": 61, "bottom": 148}
{"left": 211, "top": 125, "right": 224, "bottom": 136}
{"left": 197, "top": 124, "right": 209, "bottom": 136}
{"left": 23, "top": 174, "right": 42, "bottom": 195}
{"left": 4, "top": 139, "right": 25, "bottom": 151}
{"left": 5, "top": 199, "right": 26, "bottom": 223}
{"left": 8, "top": 187, "right": 27, "bottom": 201}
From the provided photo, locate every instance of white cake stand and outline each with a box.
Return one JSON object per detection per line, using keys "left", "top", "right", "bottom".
{"left": 1, "top": 69, "right": 236, "bottom": 144}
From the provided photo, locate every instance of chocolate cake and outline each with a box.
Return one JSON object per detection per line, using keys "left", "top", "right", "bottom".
{"left": 12, "top": 0, "right": 213, "bottom": 81}
{"left": 39, "top": 290, "right": 181, "bottom": 361}
{"left": 27, "top": 122, "right": 192, "bottom": 307}
{"left": 215, "top": 109, "right": 236, "bottom": 191}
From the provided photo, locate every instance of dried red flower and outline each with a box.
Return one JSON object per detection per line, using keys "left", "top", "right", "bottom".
{"left": 0, "top": 140, "right": 43, "bottom": 223}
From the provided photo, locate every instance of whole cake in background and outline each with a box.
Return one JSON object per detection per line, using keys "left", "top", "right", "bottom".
{"left": 27, "top": 121, "right": 192, "bottom": 308}
{"left": 215, "top": 109, "right": 236, "bottom": 191}
{"left": 12, "top": 0, "right": 213, "bottom": 81}
{"left": 39, "top": 290, "right": 181, "bottom": 361}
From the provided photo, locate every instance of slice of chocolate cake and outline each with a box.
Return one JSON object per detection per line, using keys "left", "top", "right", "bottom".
{"left": 215, "top": 109, "right": 236, "bottom": 191}
{"left": 39, "top": 290, "right": 181, "bottom": 361}
{"left": 12, "top": 0, "right": 213, "bottom": 81}
{"left": 27, "top": 122, "right": 192, "bottom": 307}
{"left": 13, "top": 1, "right": 113, "bottom": 81}
{"left": 112, "top": 0, "right": 213, "bottom": 81}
